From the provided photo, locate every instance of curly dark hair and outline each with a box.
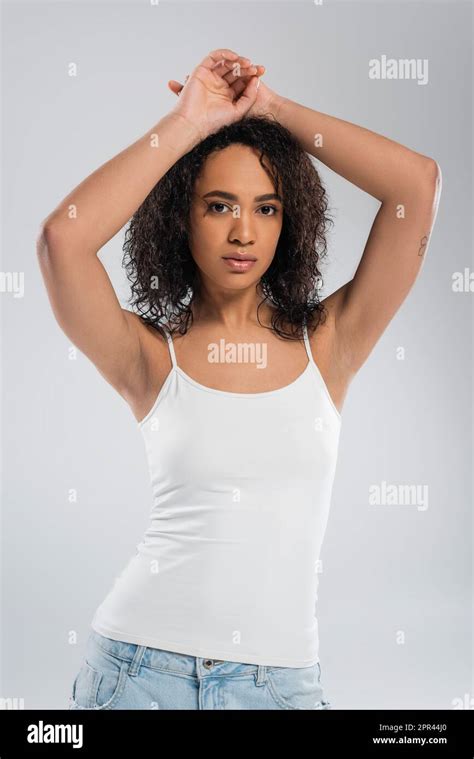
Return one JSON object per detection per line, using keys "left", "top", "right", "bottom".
{"left": 122, "top": 115, "right": 334, "bottom": 340}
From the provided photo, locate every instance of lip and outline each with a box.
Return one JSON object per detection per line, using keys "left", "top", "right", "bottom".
{"left": 222, "top": 252, "right": 257, "bottom": 261}
{"left": 222, "top": 257, "right": 257, "bottom": 272}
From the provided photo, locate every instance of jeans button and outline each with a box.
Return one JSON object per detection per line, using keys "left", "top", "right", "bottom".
{"left": 204, "top": 659, "right": 214, "bottom": 669}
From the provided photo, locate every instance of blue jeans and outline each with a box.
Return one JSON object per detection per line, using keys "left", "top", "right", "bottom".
{"left": 68, "top": 628, "right": 332, "bottom": 710}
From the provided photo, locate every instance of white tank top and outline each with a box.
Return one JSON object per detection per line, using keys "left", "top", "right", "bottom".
{"left": 91, "top": 322, "right": 342, "bottom": 667}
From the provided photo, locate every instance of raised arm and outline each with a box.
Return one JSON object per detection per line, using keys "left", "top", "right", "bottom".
{"left": 36, "top": 48, "right": 260, "bottom": 404}
{"left": 169, "top": 65, "right": 442, "bottom": 376}
{"left": 36, "top": 111, "right": 200, "bottom": 398}
{"left": 273, "top": 96, "right": 442, "bottom": 373}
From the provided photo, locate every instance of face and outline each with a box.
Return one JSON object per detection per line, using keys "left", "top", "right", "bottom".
{"left": 187, "top": 144, "right": 284, "bottom": 292}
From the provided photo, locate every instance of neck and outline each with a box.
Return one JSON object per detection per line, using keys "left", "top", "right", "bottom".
{"left": 191, "top": 283, "right": 275, "bottom": 331}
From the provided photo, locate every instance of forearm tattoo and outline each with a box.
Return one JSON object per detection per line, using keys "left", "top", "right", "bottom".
{"left": 418, "top": 235, "right": 429, "bottom": 257}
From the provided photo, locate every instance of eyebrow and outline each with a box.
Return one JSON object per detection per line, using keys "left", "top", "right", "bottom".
{"left": 202, "top": 190, "right": 282, "bottom": 203}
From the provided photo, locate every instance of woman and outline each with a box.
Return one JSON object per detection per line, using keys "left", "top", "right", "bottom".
{"left": 37, "top": 48, "right": 441, "bottom": 710}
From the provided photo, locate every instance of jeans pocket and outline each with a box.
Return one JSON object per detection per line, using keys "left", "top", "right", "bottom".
{"left": 70, "top": 649, "right": 129, "bottom": 710}
{"left": 265, "top": 661, "right": 331, "bottom": 710}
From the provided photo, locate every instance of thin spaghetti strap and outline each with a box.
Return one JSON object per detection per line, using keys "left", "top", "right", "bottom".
{"left": 302, "top": 321, "right": 341, "bottom": 419}
{"left": 302, "top": 323, "right": 314, "bottom": 366}
{"left": 161, "top": 324, "right": 177, "bottom": 369}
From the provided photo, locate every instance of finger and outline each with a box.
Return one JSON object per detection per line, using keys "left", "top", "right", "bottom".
{"left": 169, "top": 62, "right": 262, "bottom": 100}
{"left": 225, "top": 63, "right": 265, "bottom": 79}
{"left": 223, "top": 63, "right": 264, "bottom": 86}
{"left": 223, "top": 63, "right": 260, "bottom": 83}
{"left": 232, "top": 75, "right": 260, "bottom": 118}
{"left": 169, "top": 73, "right": 190, "bottom": 97}
{"left": 168, "top": 79, "right": 183, "bottom": 96}
{"left": 198, "top": 49, "right": 251, "bottom": 74}
{"left": 223, "top": 65, "right": 257, "bottom": 97}
{"left": 226, "top": 65, "right": 265, "bottom": 98}
{"left": 205, "top": 48, "right": 250, "bottom": 66}
{"left": 229, "top": 77, "right": 249, "bottom": 100}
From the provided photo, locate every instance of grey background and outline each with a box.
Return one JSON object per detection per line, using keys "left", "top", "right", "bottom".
{"left": 1, "top": 0, "right": 472, "bottom": 709}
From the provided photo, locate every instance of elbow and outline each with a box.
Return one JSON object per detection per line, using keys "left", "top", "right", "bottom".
{"left": 427, "top": 159, "right": 442, "bottom": 206}
{"left": 410, "top": 158, "right": 442, "bottom": 203}
{"left": 36, "top": 224, "right": 50, "bottom": 260}
{"left": 36, "top": 216, "right": 72, "bottom": 259}
{"left": 36, "top": 223, "right": 50, "bottom": 257}
{"left": 36, "top": 215, "right": 97, "bottom": 259}
{"left": 423, "top": 158, "right": 442, "bottom": 189}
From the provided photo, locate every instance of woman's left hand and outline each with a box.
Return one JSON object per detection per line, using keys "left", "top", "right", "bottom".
{"left": 168, "top": 64, "right": 284, "bottom": 122}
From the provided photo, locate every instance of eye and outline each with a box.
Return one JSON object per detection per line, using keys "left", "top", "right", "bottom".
{"left": 258, "top": 205, "right": 278, "bottom": 216}
{"left": 208, "top": 203, "right": 279, "bottom": 216}
{"left": 209, "top": 202, "right": 230, "bottom": 214}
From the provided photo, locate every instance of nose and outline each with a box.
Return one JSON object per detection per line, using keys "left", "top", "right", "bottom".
{"left": 228, "top": 209, "right": 256, "bottom": 246}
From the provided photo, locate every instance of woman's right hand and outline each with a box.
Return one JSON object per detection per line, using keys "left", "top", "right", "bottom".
{"left": 168, "top": 48, "right": 261, "bottom": 142}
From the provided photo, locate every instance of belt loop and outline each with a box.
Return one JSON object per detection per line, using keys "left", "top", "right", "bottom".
{"left": 255, "top": 664, "right": 267, "bottom": 686}
{"left": 128, "top": 645, "right": 147, "bottom": 677}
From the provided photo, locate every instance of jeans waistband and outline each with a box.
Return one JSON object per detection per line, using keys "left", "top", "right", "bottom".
{"left": 87, "top": 629, "right": 270, "bottom": 683}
